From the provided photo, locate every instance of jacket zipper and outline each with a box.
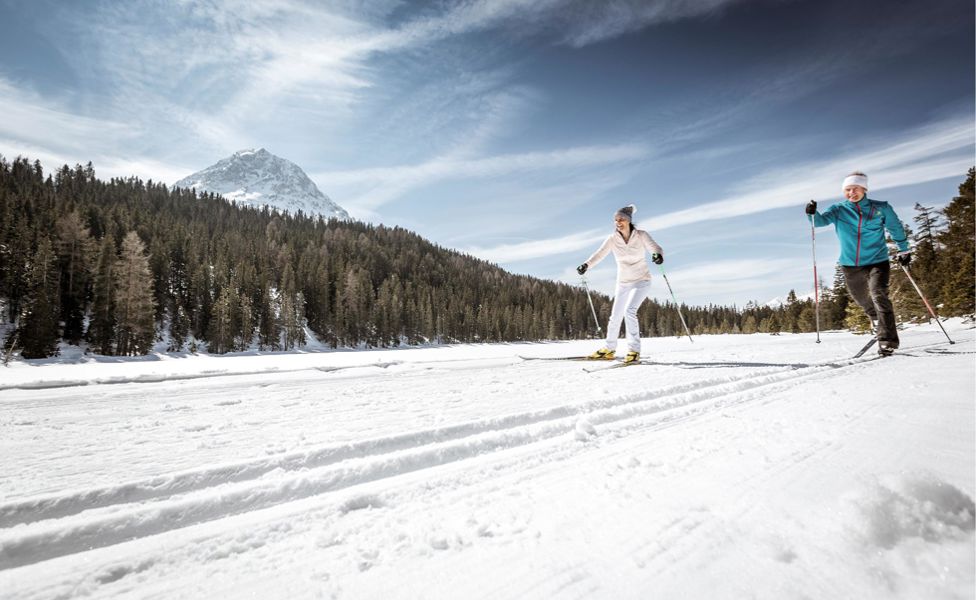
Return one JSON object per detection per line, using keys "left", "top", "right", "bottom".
{"left": 854, "top": 203, "right": 863, "bottom": 266}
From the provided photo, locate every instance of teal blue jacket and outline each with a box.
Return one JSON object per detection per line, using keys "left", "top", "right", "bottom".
{"left": 810, "top": 198, "right": 909, "bottom": 267}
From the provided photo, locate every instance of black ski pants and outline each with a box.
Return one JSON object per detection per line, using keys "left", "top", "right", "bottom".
{"left": 842, "top": 261, "right": 898, "bottom": 347}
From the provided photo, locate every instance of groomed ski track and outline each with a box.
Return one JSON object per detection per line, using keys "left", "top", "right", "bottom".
{"left": 1, "top": 323, "right": 973, "bottom": 599}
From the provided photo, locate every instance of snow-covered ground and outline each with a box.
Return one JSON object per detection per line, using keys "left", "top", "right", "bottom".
{"left": 1, "top": 320, "right": 974, "bottom": 600}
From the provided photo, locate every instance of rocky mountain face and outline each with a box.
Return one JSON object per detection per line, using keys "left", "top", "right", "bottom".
{"left": 174, "top": 149, "right": 349, "bottom": 220}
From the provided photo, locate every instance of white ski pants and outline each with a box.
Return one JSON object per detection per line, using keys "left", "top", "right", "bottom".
{"left": 604, "top": 279, "right": 651, "bottom": 353}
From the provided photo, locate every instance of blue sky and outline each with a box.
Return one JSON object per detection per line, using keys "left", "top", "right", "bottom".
{"left": 1, "top": 0, "right": 973, "bottom": 306}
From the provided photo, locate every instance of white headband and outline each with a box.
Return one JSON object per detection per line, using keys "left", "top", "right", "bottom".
{"left": 842, "top": 174, "right": 868, "bottom": 191}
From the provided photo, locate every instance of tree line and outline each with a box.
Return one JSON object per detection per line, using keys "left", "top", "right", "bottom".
{"left": 0, "top": 156, "right": 972, "bottom": 359}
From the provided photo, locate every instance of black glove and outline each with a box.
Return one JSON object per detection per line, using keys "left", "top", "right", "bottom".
{"left": 651, "top": 253, "right": 663, "bottom": 265}
{"left": 576, "top": 263, "right": 588, "bottom": 275}
{"left": 896, "top": 252, "right": 911, "bottom": 266}
{"left": 805, "top": 200, "right": 817, "bottom": 215}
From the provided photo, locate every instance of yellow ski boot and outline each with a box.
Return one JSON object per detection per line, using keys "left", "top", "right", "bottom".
{"left": 623, "top": 351, "right": 640, "bottom": 365}
{"left": 587, "top": 347, "right": 615, "bottom": 360}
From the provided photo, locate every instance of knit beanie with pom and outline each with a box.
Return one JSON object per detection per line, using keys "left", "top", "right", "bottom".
{"left": 615, "top": 204, "right": 636, "bottom": 222}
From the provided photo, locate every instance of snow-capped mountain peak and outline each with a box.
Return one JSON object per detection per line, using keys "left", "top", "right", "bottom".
{"left": 174, "top": 148, "right": 349, "bottom": 220}
{"left": 765, "top": 291, "right": 817, "bottom": 308}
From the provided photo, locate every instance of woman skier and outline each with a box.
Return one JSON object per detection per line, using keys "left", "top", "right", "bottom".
{"left": 576, "top": 204, "right": 663, "bottom": 364}
{"left": 806, "top": 171, "right": 911, "bottom": 355}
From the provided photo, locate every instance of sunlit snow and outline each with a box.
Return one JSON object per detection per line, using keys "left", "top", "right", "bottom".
{"left": 1, "top": 320, "right": 973, "bottom": 599}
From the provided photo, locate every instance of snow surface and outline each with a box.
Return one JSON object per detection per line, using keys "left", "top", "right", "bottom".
{"left": 1, "top": 320, "right": 974, "bottom": 599}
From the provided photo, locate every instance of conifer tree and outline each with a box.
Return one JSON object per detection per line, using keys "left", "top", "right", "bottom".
{"left": 114, "top": 231, "right": 155, "bottom": 355}
{"left": 148, "top": 239, "right": 170, "bottom": 323}
{"left": 2, "top": 212, "right": 32, "bottom": 322}
{"left": 56, "top": 211, "right": 94, "bottom": 343}
{"left": 937, "top": 168, "right": 975, "bottom": 315}
{"left": 209, "top": 283, "right": 236, "bottom": 354}
{"left": 782, "top": 290, "right": 801, "bottom": 333}
{"left": 844, "top": 302, "right": 873, "bottom": 333}
{"left": 238, "top": 292, "right": 254, "bottom": 351}
{"left": 18, "top": 237, "right": 61, "bottom": 358}
{"left": 828, "top": 266, "right": 850, "bottom": 330}
{"left": 257, "top": 283, "right": 281, "bottom": 351}
{"left": 280, "top": 291, "right": 306, "bottom": 349}
{"left": 169, "top": 304, "right": 190, "bottom": 351}
{"left": 797, "top": 305, "right": 817, "bottom": 332}
{"left": 87, "top": 237, "right": 117, "bottom": 354}
{"left": 912, "top": 203, "right": 941, "bottom": 282}
{"left": 187, "top": 260, "right": 212, "bottom": 341}
{"left": 338, "top": 267, "right": 367, "bottom": 345}
{"left": 279, "top": 263, "right": 306, "bottom": 349}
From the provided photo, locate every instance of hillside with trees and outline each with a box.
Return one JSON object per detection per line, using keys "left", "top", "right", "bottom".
{"left": 1, "top": 157, "right": 972, "bottom": 359}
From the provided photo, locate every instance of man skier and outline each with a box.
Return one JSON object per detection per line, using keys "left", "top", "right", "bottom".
{"left": 576, "top": 204, "right": 663, "bottom": 365}
{"left": 806, "top": 171, "right": 911, "bottom": 355}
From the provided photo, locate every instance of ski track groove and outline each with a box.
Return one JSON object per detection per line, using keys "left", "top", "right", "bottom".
{"left": 0, "top": 340, "right": 951, "bottom": 572}
{"left": 0, "top": 356, "right": 517, "bottom": 393}
{"left": 0, "top": 353, "right": 837, "bottom": 529}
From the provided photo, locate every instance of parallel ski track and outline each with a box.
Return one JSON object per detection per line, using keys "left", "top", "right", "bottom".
{"left": 0, "top": 339, "right": 953, "bottom": 571}
{"left": 0, "top": 355, "right": 515, "bottom": 393}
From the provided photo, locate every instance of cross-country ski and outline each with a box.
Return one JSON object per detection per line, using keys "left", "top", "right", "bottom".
{"left": 852, "top": 336, "right": 878, "bottom": 358}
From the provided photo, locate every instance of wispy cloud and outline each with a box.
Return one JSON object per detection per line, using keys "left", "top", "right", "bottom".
{"left": 378, "top": 0, "right": 755, "bottom": 50}
{"left": 83, "top": 0, "right": 546, "bottom": 126}
{"left": 647, "top": 115, "right": 974, "bottom": 231}
{"left": 315, "top": 142, "right": 651, "bottom": 216}
{"left": 463, "top": 113, "right": 974, "bottom": 266}
{"left": 0, "top": 79, "right": 132, "bottom": 151}
{"left": 66, "top": 0, "right": 763, "bottom": 155}
{"left": 651, "top": 257, "right": 804, "bottom": 304}
{"left": 38, "top": 0, "right": 554, "bottom": 170}
{"left": 466, "top": 228, "right": 607, "bottom": 264}
{"left": 548, "top": 0, "right": 753, "bottom": 47}
{"left": 3, "top": 0, "right": 777, "bottom": 183}
{"left": 82, "top": 1, "right": 378, "bottom": 141}
{"left": 0, "top": 79, "right": 193, "bottom": 181}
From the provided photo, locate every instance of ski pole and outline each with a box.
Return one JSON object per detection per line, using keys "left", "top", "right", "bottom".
{"left": 809, "top": 210, "right": 821, "bottom": 343}
{"left": 657, "top": 264, "right": 693, "bottom": 343}
{"left": 579, "top": 276, "right": 603, "bottom": 337}
{"left": 899, "top": 263, "right": 955, "bottom": 344}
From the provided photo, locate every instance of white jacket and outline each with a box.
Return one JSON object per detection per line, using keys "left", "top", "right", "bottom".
{"left": 585, "top": 228, "right": 663, "bottom": 284}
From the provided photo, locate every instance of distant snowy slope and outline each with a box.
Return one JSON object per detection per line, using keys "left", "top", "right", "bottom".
{"left": 174, "top": 148, "right": 349, "bottom": 220}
